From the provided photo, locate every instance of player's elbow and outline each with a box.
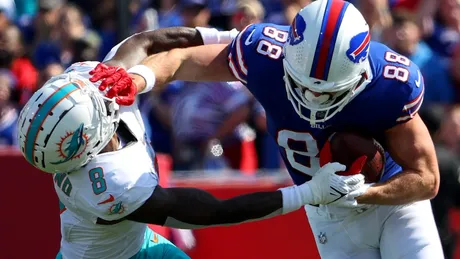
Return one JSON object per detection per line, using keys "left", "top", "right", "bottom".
{"left": 421, "top": 167, "right": 440, "bottom": 200}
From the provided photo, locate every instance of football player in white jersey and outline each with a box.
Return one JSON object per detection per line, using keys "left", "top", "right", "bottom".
{"left": 17, "top": 27, "right": 366, "bottom": 259}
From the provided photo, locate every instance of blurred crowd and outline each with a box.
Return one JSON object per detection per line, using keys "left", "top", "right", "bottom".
{"left": 1, "top": 0, "right": 460, "bottom": 256}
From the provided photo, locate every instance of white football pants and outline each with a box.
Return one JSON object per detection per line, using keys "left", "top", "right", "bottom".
{"left": 305, "top": 200, "right": 444, "bottom": 259}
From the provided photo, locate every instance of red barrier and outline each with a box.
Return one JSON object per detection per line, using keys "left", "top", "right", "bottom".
{"left": 0, "top": 149, "right": 60, "bottom": 259}
{"left": 1, "top": 150, "right": 459, "bottom": 259}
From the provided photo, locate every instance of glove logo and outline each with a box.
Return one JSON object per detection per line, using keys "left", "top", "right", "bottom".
{"left": 318, "top": 232, "right": 328, "bottom": 244}
{"left": 328, "top": 186, "right": 346, "bottom": 203}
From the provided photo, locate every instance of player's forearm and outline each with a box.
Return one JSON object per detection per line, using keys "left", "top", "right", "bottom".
{"left": 138, "top": 44, "right": 233, "bottom": 91}
{"left": 138, "top": 49, "right": 187, "bottom": 90}
{"left": 104, "top": 27, "right": 204, "bottom": 69}
{"left": 356, "top": 169, "right": 438, "bottom": 205}
{"left": 162, "top": 188, "right": 284, "bottom": 229}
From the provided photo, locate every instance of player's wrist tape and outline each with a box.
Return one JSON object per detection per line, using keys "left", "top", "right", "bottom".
{"left": 127, "top": 65, "right": 156, "bottom": 94}
{"left": 279, "top": 185, "right": 308, "bottom": 214}
{"left": 196, "top": 27, "right": 239, "bottom": 45}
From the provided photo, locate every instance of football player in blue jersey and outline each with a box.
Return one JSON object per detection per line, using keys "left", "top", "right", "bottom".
{"left": 93, "top": 0, "right": 444, "bottom": 258}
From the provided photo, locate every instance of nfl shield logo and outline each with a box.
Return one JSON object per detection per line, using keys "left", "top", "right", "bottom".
{"left": 318, "top": 232, "right": 327, "bottom": 244}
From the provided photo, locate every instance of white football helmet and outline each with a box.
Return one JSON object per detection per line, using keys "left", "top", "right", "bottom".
{"left": 283, "top": 0, "right": 373, "bottom": 124}
{"left": 17, "top": 71, "right": 120, "bottom": 173}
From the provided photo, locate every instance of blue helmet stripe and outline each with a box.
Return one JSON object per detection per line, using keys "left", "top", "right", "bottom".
{"left": 323, "top": 1, "right": 349, "bottom": 80}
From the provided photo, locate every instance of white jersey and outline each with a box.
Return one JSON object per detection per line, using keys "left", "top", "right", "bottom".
{"left": 54, "top": 62, "right": 158, "bottom": 259}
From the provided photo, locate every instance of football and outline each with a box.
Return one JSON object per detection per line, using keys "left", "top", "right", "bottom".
{"left": 329, "top": 132, "right": 385, "bottom": 183}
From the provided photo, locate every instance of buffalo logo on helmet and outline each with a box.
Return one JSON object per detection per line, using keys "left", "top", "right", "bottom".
{"left": 288, "top": 14, "right": 306, "bottom": 46}
{"left": 346, "top": 31, "right": 371, "bottom": 63}
{"left": 51, "top": 123, "right": 88, "bottom": 165}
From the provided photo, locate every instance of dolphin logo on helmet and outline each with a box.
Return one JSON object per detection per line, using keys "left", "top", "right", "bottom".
{"left": 51, "top": 123, "right": 88, "bottom": 165}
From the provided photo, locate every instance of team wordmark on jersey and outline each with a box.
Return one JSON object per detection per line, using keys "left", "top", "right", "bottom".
{"left": 54, "top": 172, "right": 72, "bottom": 196}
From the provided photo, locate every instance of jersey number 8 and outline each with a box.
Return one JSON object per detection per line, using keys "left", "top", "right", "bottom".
{"left": 277, "top": 130, "right": 320, "bottom": 176}
{"left": 89, "top": 167, "right": 107, "bottom": 195}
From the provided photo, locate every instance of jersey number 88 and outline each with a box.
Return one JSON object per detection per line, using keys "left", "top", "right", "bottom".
{"left": 256, "top": 27, "right": 288, "bottom": 60}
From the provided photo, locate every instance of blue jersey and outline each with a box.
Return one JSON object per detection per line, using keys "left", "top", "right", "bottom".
{"left": 228, "top": 24, "right": 424, "bottom": 185}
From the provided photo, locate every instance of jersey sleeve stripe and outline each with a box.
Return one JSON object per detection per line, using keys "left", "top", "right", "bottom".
{"left": 403, "top": 86, "right": 424, "bottom": 111}
{"left": 235, "top": 26, "right": 251, "bottom": 76}
{"left": 228, "top": 53, "right": 248, "bottom": 84}
{"left": 396, "top": 96, "right": 423, "bottom": 122}
{"left": 396, "top": 87, "right": 424, "bottom": 122}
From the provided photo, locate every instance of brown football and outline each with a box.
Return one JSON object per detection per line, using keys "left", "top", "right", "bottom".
{"left": 329, "top": 132, "right": 385, "bottom": 183}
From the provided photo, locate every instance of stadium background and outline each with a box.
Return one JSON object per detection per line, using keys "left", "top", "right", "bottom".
{"left": 1, "top": 0, "right": 460, "bottom": 258}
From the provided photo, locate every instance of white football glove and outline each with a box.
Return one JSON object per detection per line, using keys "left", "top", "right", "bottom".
{"left": 279, "top": 162, "right": 366, "bottom": 214}
{"left": 330, "top": 183, "right": 373, "bottom": 208}
{"left": 305, "top": 162, "right": 365, "bottom": 205}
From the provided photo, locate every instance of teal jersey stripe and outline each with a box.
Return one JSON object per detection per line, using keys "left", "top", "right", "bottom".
{"left": 25, "top": 83, "right": 79, "bottom": 165}
{"left": 59, "top": 200, "right": 65, "bottom": 211}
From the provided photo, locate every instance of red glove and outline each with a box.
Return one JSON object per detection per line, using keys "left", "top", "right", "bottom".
{"left": 89, "top": 63, "right": 138, "bottom": 106}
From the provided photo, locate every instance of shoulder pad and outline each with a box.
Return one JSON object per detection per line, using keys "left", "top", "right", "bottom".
{"left": 228, "top": 23, "right": 289, "bottom": 84}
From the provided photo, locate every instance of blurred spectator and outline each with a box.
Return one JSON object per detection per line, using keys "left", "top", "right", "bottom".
{"left": 171, "top": 82, "right": 251, "bottom": 171}
{"left": 34, "top": 3, "right": 101, "bottom": 70}
{"left": 248, "top": 99, "right": 282, "bottom": 170}
{"left": 0, "top": 71, "right": 18, "bottom": 147}
{"left": 266, "top": 0, "right": 310, "bottom": 25}
{"left": 436, "top": 106, "right": 460, "bottom": 154}
{"left": 180, "top": 0, "right": 211, "bottom": 28}
{"left": 34, "top": 0, "right": 64, "bottom": 45}
{"left": 423, "top": 0, "right": 460, "bottom": 57}
{"left": 450, "top": 43, "right": 460, "bottom": 101}
{"left": 131, "top": 0, "right": 160, "bottom": 32}
{"left": 353, "top": 0, "right": 392, "bottom": 40}
{"left": 0, "top": 24, "right": 38, "bottom": 106}
{"left": 383, "top": 11, "right": 455, "bottom": 105}
{"left": 91, "top": 0, "right": 117, "bottom": 60}
{"left": 14, "top": 0, "right": 38, "bottom": 18}
{"left": 37, "top": 63, "right": 65, "bottom": 90}
{"left": 72, "top": 39, "right": 99, "bottom": 62}
{"left": 155, "top": 0, "right": 183, "bottom": 28}
{"left": 0, "top": 0, "right": 15, "bottom": 32}
{"left": 141, "top": 82, "right": 184, "bottom": 155}
{"left": 231, "top": 0, "right": 265, "bottom": 30}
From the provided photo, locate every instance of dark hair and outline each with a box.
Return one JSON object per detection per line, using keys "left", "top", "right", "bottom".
{"left": 391, "top": 11, "right": 417, "bottom": 27}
